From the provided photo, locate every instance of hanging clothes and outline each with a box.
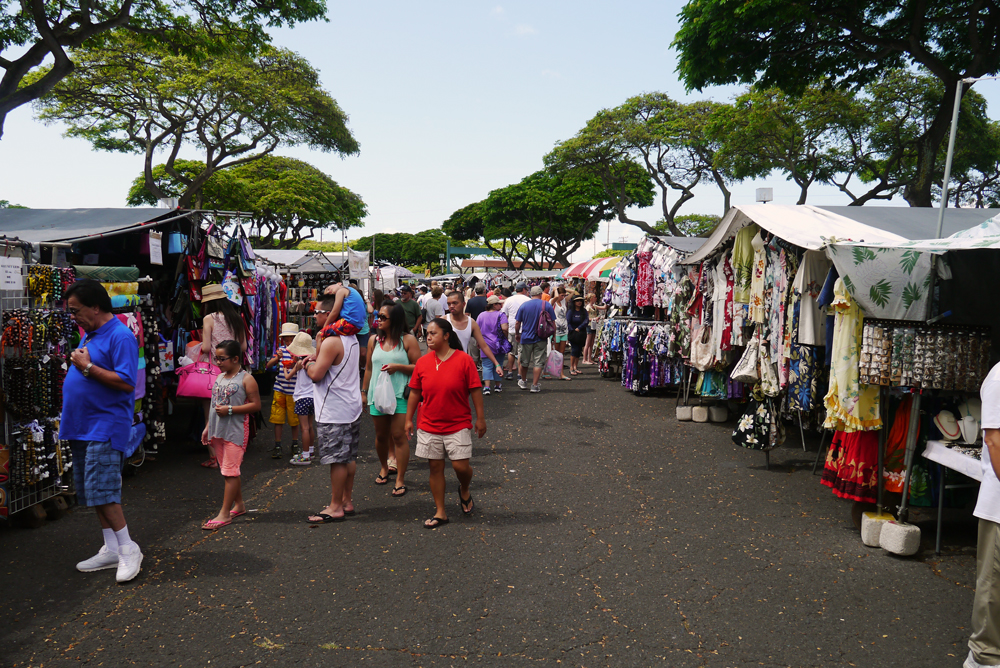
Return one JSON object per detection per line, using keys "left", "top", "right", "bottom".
{"left": 787, "top": 292, "right": 823, "bottom": 411}
{"left": 823, "top": 277, "right": 881, "bottom": 432}
{"left": 732, "top": 223, "right": 759, "bottom": 304}
{"left": 749, "top": 232, "right": 768, "bottom": 323}
{"left": 635, "top": 251, "right": 654, "bottom": 308}
{"left": 821, "top": 430, "right": 880, "bottom": 503}
{"left": 792, "top": 250, "right": 832, "bottom": 347}
{"left": 883, "top": 395, "right": 918, "bottom": 493}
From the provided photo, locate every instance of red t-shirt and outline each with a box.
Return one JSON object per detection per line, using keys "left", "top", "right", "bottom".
{"left": 408, "top": 350, "right": 482, "bottom": 434}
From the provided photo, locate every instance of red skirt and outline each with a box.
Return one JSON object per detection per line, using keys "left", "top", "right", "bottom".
{"left": 821, "top": 430, "right": 879, "bottom": 503}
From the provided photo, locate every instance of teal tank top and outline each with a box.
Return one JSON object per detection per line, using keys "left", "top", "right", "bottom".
{"left": 367, "top": 338, "right": 411, "bottom": 404}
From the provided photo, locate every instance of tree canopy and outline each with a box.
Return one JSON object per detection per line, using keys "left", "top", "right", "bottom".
{"left": 0, "top": 199, "right": 26, "bottom": 209}
{"left": 673, "top": 0, "right": 1000, "bottom": 206}
{"left": 33, "top": 30, "right": 358, "bottom": 208}
{"left": 0, "top": 0, "right": 326, "bottom": 139}
{"left": 128, "top": 157, "right": 366, "bottom": 249}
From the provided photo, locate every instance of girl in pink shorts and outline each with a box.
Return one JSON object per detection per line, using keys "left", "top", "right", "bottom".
{"left": 201, "top": 339, "right": 262, "bottom": 530}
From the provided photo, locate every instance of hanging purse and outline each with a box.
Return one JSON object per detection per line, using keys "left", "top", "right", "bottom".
{"left": 731, "top": 326, "right": 760, "bottom": 384}
{"left": 689, "top": 323, "right": 714, "bottom": 371}
{"left": 758, "top": 328, "right": 780, "bottom": 398}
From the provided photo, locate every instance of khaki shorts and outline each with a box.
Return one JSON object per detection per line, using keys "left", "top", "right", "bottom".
{"left": 416, "top": 428, "right": 472, "bottom": 460}
{"left": 519, "top": 340, "right": 548, "bottom": 369}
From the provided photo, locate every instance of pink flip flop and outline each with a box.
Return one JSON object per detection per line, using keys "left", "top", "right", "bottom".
{"left": 229, "top": 509, "right": 247, "bottom": 519}
{"left": 202, "top": 519, "right": 231, "bottom": 530}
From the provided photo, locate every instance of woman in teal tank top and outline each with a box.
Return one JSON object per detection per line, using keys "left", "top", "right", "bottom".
{"left": 361, "top": 302, "right": 421, "bottom": 497}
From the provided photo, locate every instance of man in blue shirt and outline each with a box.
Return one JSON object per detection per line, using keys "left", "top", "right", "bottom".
{"left": 514, "top": 286, "right": 556, "bottom": 393}
{"left": 61, "top": 280, "right": 142, "bottom": 583}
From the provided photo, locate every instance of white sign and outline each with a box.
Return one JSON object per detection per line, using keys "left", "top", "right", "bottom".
{"left": 348, "top": 248, "right": 369, "bottom": 280}
{"left": 0, "top": 256, "right": 22, "bottom": 290}
{"left": 148, "top": 231, "right": 163, "bottom": 265}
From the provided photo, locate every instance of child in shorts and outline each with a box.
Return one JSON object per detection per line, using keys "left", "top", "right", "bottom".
{"left": 320, "top": 282, "right": 367, "bottom": 337}
{"left": 285, "top": 332, "right": 317, "bottom": 466}
{"left": 265, "top": 323, "right": 300, "bottom": 459}
{"left": 201, "top": 339, "right": 261, "bottom": 530}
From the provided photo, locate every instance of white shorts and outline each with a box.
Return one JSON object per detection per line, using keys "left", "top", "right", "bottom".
{"left": 416, "top": 428, "right": 472, "bottom": 460}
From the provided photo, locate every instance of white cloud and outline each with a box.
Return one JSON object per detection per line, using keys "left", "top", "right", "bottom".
{"left": 514, "top": 24, "right": 536, "bottom": 36}
{"left": 491, "top": 6, "right": 504, "bottom": 17}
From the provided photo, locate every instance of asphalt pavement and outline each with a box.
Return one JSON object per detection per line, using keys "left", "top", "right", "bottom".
{"left": 0, "top": 365, "right": 980, "bottom": 667}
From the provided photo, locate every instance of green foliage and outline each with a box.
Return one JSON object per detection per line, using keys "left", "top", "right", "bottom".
{"left": 0, "top": 199, "right": 26, "bottom": 208}
{"left": 901, "top": 282, "right": 923, "bottom": 312}
{"left": 297, "top": 241, "right": 350, "bottom": 252}
{"left": 868, "top": 279, "right": 893, "bottom": 308}
{"left": 658, "top": 214, "right": 720, "bottom": 237}
{"left": 0, "top": 1, "right": 327, "bottom": 139}
{"left": 899, "top": 251, "right": 921, "bottom": 275}
{"left": 591, "top": 249, "right": 631, "bottom": 259}
{"left": 851, "top": 247, "right": 877, "bottom": 265}
{"left": 127, "top": 157, "right": 366, "bottom": 249}
{"left": 35, "top": 30, "right": 358, "bottom": 207}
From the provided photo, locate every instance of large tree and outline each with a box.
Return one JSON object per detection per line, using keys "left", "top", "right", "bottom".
{"left": 127, "top": 157, "right": 366, "bottom": 249}
{"left": 351, "top": 233, "right": 415, "bottom": 267}
{"left": 33, "top": 30, "right": 358, "bottom": 207}
{"left": 546, "top": 94, "right": 732, "bottom": 235}
{"left": 0, "top": 0, "right": 325, "bottom": 139}
{"left": 673, "top": 0, "right": 1000, "bottom": 207}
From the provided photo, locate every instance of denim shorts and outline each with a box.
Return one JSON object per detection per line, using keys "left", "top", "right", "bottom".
{"left": 70, "top": 440, "right": 123, "bottom": 507}
{"left": 481, "top": 357, "right": 500, "bottom": 382}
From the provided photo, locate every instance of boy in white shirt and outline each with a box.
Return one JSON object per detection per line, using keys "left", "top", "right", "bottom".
{"left": 285, "top": 333, "right": 317, "bottom": 466}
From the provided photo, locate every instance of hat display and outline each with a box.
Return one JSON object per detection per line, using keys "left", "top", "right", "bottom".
{"left": 486, "top": 295, "right": 500, "bottom": 305}
{"left": 934, "top": 410, "right": 961, "bottom": 441}
{"left": 279, "top": 322, "right": 300, "bottom": 338}
{"left": 530, "top": 286, "right": 543, "bottom": 296}
{"left": 286, "top": 331, "right": 316, "bottom": 357}
{"left": 201, "top": 284, "right": 226, "bottom": 303}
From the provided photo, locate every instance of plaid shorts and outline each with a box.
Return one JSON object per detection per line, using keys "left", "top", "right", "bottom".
{"left": 316, "top": 418, "right": 361, "bottom": 465}
{"left": 70, "top": 440, "right": 123, "bottom": 507}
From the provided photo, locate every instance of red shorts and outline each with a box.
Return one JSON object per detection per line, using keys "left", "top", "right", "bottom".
{"left": 322, "top": 319, "right": 360, "bottom": 337}
{"left": 210, "top": 438, "right": 245, "bottom": 477}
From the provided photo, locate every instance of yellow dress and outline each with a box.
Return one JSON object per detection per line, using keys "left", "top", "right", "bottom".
{"left": 732, "top": 223, "right": 759, "bottom": 304}
{"left": 823, "top": 278, "right": 881, "bottom": 432}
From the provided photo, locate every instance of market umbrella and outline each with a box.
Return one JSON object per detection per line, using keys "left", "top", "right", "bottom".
{"left": 585, "top": 256, "right": 622, "bottom": 281}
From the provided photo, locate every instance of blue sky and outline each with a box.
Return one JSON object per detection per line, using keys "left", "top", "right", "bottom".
{"left": 3, "top": 1, "right": 996, "bottom": 258}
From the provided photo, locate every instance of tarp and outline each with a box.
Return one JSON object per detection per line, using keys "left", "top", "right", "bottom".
{"left": 684, "top": 204, "right": 909, "bottom": 265}
{"left": 0, "top": 208, "right": 187, "bottom": 244}
{"left": 253, "top": 249, "right": 312, "bottom": 268}
{"left": 828, "top": 214, "right": 1000, "bottom": 252}
{"left": 815, "top": 205, "right": 1000, "bottom": 240}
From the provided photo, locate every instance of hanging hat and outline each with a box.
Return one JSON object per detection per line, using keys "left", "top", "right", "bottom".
{"left": 286, "top": 331, "right": 315, "bottom": 357}
{"left": 201, "top": 284, "right": 225, "bottom": 303}
{"left": 960, "top": 414, "right": 981, "bottom": 444}
{"left": 279, "top": 323, "right": 300, "bottom": 338}
{"left": 934, "top": 410, "right": 961, "bottom": 441}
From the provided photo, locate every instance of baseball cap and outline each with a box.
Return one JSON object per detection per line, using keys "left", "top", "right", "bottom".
{"left": 530, "top": 286, "right": 543, "bottom": 296}
{"left": 515, "top": 281, "right": 528, "bottom": 291}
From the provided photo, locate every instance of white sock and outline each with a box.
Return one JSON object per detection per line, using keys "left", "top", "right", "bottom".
{"left": 114, "top": 525, "right": 135, "bottom": 549}
{"left": 102, "top": 528, "right": 118, "bottom": 553}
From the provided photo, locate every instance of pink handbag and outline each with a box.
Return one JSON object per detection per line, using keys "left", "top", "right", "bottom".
{"left": 176, "top": 360, "right": 220, "bottom": 399}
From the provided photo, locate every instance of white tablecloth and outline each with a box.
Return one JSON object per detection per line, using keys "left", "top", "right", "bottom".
{"left": 921, "top": 439, "right": 984, "bottom": 481}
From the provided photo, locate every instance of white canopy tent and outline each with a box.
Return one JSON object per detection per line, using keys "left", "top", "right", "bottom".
{"left": 684, "top": 204, "right": 909, "bottom": 265}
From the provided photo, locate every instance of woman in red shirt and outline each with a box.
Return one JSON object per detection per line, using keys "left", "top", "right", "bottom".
{"left": 406, "top": 318, "right": 487, "bottom": 528}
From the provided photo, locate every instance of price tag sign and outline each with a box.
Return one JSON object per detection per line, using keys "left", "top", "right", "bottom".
{"left": 0, "top": 256, "right": 22, "bottom": 290}
{"left": 148, "top": 231, "right": 163, "bottom": 265}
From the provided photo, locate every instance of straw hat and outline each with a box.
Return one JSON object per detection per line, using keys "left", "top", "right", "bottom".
{"left": 202, "top": 284, "right": 226, "bottom": 303}
{"left": 286, "top": 331, "right": 315, "bottom": 357}
{"left": 279, "top": 323, "right": 300, "bottom": 338}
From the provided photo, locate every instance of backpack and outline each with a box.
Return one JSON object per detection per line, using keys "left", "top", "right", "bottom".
{"left": 536, "top": 304, "right": 556, "bottom": 338}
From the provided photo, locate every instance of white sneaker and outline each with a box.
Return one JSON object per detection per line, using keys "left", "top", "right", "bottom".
{"left": 518, "top": 379, "right": 527, "bottom": 390}
{"left": 289, "top": 453, "right": 312, "bottom": 466}
{"left": 116, "top": 543, "right": 143, "bottom": 583}
{"left": 965, "top": 651, "right": 988, "bottom": 668}
{"left": 76, "top": 545, "right": 119, "bottom": 572}
{"left": 530, "top": 384, "right": 541, "bottom": 393}
{"left": 482, "top": 387, "right": 491, "bottom": 396}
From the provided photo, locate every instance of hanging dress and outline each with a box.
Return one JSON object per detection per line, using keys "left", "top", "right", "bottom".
{"left": 821, "top": 430, "right": 880, "bottom": 503}
{"left": 823, "top": 278, "right": 881, "bottom": 432}
{"left": 732, "top": 224, "right": 759, "bottom": 303}
{"left": 749, "top": 232, "right": 768, "bottom": 323}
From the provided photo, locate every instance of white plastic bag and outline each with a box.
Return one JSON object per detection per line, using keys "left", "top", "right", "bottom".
{"left": 544, "top": 350, "right": 564, "bottom": 378}
{"left": 373, "top": 370, "right": 397, "bottom": 414}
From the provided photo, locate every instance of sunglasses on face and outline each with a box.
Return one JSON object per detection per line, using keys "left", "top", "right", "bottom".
{"left": 214, "top": 355, "right": 236, "bottom": 363}
{"left": 314, "top": 309, "right": 331, "bottom": 315}
{"left": 377, "top": 314, "right": 389, "bottom": 321}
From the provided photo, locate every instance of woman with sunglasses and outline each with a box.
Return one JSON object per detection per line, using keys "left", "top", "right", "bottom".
{"left": 361, "top": 303, "right": 421, "bottom": 497}
{"left": 200, "top": 339, "right": 262, "bottom": 530}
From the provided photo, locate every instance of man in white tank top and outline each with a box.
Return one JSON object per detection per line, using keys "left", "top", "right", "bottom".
{"left": 304, "top": 294, "right": 363, "bottom": 523}
{"left": 445, "top": 291, "right": 502, "bottom": 377}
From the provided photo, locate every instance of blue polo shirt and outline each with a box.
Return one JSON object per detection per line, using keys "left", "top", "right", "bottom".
{"left": 60, "top": 317, "right": 138, "bottom": 453}
{"left": 515, "top": 299, "right": 555, "bottom": 345}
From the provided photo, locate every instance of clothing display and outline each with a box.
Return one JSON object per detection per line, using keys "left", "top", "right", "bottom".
{"left": 823, "top": 278, "right": 881, "bottom": 432}
{"left": 821, "top": 430, "right": 880, "bottom": 503}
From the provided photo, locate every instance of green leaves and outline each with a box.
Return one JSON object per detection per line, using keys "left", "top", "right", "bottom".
{"left": 842, "top": 275, "right": 856, "bottom": 295}
{"left": 899, "top": 250, "right": 921, "bottom": 275}
{"left": 901, "top": 282, "right": 923, "bottom": 313}
{"left": 851, "top": 247, "right": 877, "bottom": 265}
{"left": 868, "top": 279, "right": 893, "bottom": 308}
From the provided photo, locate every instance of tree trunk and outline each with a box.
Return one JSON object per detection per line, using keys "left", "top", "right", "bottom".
{"left": 905, "top": 79, "right": 963, "bottom": 207}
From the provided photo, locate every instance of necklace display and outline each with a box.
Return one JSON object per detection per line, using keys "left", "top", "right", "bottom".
{"left": 8, "top": 418, "right": 71, "bottom": 493}
{"left": 27, "top": 265, "right": 75, "bottom": 304}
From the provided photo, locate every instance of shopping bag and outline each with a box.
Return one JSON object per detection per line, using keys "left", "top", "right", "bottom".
{"left": 159, "top": 335, "right": 175, "bottom": 372}
{"left": 689, "top": 324, "right": 714, "bottom": 371}
{"left": 758, "top": 331, "right": 780, "bottom": 397}
{"left": 176, "top": 361, "right": 220, "bottom": 399}
{"left": 372, "top": 371, "right": 397, "bottom": 414}
{"left": 731, "top": 326, "right": 760, "bottom": 384}
{"left": 544, "top": 350, "right": 564, "bottom": 377}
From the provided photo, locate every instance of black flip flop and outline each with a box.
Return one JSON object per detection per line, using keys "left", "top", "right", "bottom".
{"left": 392, "top": 485, "right": 407, "bottom": 497}
{"left": 460, "top": 493, "right": 474, "bottom": 516}
{"left": 343, "top": 508, "right": 356, "bottom": 516}
{"left": 424, "top": 516, "right": 449, "bottom": 529}
{"left": 307, "top": 512, "right": 344, "bottom": 524}
{"left": 375, "top": 473, "right": 390, "bottom": 485}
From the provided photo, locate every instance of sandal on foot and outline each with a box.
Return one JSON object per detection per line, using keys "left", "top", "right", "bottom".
{"left": 460, "top": 493, "right": 474, "bottom": 516}
{"left": 202, "top": 519, "right": 231, "bottom": 530}
{"left": 229, "top": 509, "right": 247, "bottom": 518}
{"left": 392, "top": 485, "right": 407, "bottom": 497}
{"left": 200, "top": 457, "right": 219, "bottom": 468}
{"left": 375, "top": 473, "right": 390, "bottom": 485}
{"left": 424, "top": 516, "right": 449, "bottom": 529}
{"left": 343, "top": 507, "right": 356, "bottom": 516}
{"left": 306, "top": 512, "right": 344, "bottom": 524}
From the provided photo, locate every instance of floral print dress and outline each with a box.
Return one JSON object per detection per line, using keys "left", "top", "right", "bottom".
{"left": 822, "top": 278, "right": 881, "bottom": 432}
{"left": 749, "top": 232, "right": 768, "bottom": 323}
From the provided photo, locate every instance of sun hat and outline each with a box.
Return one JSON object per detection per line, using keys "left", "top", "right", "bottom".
{"left": 933, "top": 410, "right": 961, "bottom": 441}
{"left": 530, "top": 285, "right": 543, "bottom": 296}
{"left": 279, "top": 322, "right": 300, "bottom": 338}
{"left": 571, "top": 294, "right": 585, "bottom": 302}
{"left": 201, "top": 284, "right": 226, "bottom": 303}
{"left": 286, "top": 331, "right": 315, "bottom": 357}
{"left": 486, "top": 295, "right": 500, "bottom": 305}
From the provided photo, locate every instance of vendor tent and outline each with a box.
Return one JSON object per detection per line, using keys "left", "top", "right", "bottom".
{"left": 561, "top": 257, "right": 622, "bottom": 280}
{"left": 0, "top": 208, "right": 193, "bottom": 244}
{"left": 685, "top": 204, "right": 909, "bottom": 265}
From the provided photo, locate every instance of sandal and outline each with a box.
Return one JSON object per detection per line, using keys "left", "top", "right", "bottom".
{"left": 424, "top": 516, "right": 449, "bottom": 529}
{"left": 306, "top": 511, "right": 344, "bottom": 524}
{"left": 392, "top": 485, "right": 407, "bottom": 497}
{"left": 202, "top": 519, "right": 231, "bottom": 530}
{"left": 229, "top": 509, "right": 247, "bottom": 519}
{"left": 375, "top": 473, "right": 390, "bottom": 485}
{"left": 200, "top": 457, "right": 219, "bottom": 468}
{"left": 460, "top": 493, "right": 474, "bottom": 516}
